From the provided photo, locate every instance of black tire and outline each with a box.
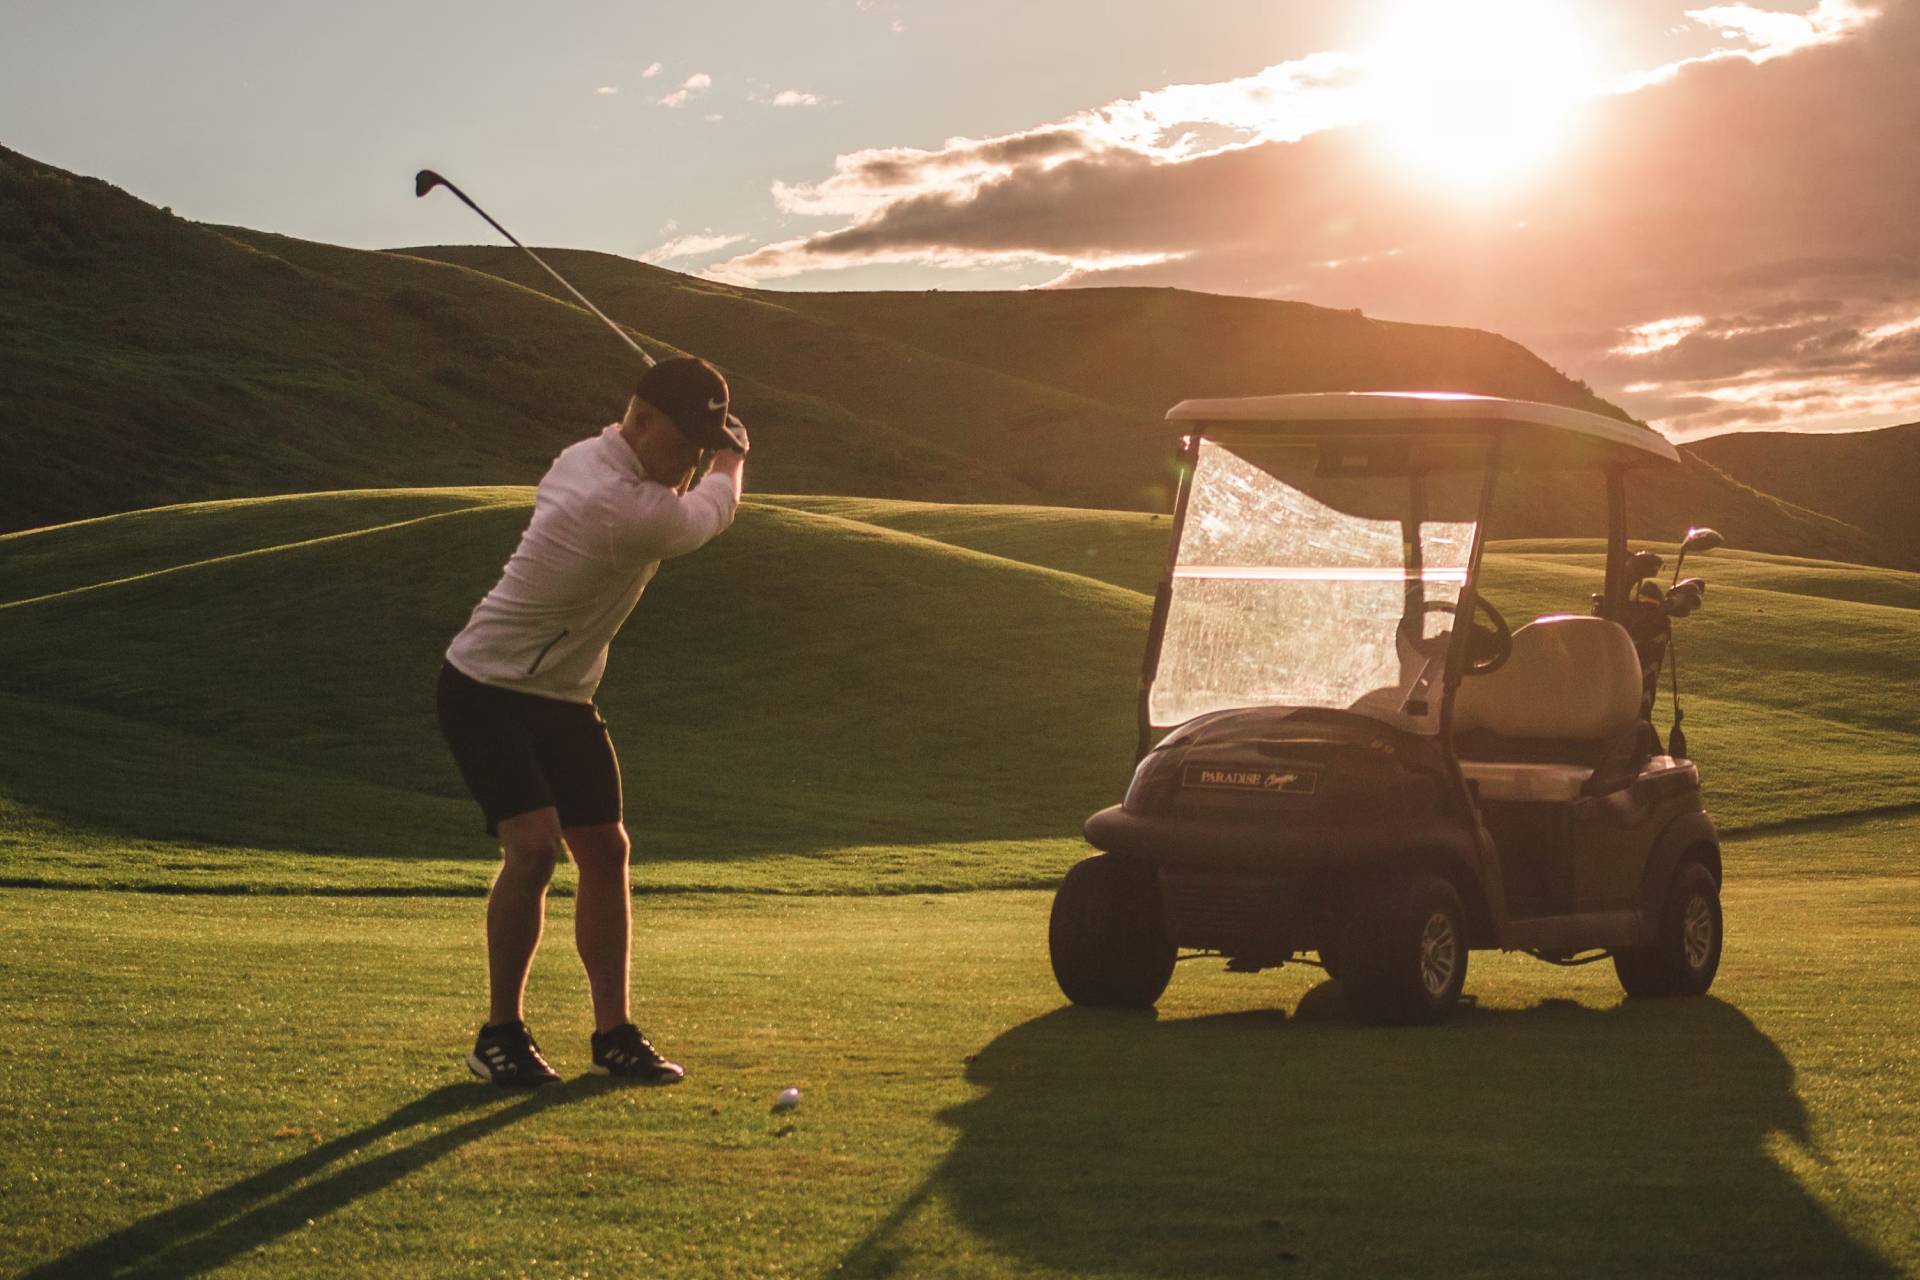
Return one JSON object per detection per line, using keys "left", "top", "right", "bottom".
{"left": 1317, "top": 943, "right": 1346, "bottom": 983}
{"left": 1340, "top": 874, "right": 1470, "bottom": 1025}
{"left": 1614, "top": 860, "right": 1722, "bottom": 997}
{"left": 1048, "top": 854, "right": 1176, "bottom": 1009}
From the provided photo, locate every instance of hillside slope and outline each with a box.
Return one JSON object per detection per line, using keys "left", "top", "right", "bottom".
{"left": 396, "top": 245, "right": 1169, "bottom": 511}
{"left": 1, "top": 142, "right": 1898, "bottom": 567}
{"left": 0, "top": 144, "right": 1030, "bottom": 533}
{"left": 1687, "top": 423, "right": 1920, "bottom": 566}
{"left": 0, "top": 490, "right": 1146, "bottom": 892}
{"left": 774, "top": 288, "right": 1888, "bottom": 562}
{"left": 3, "top": 491, "right": 1917, "bottom": 897}
{"left": 411, "top": 246, "right": 1889, "bottom": 566}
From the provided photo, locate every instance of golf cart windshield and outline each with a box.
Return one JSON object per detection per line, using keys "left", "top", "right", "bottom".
{"left": 1149, "top": 434, "right": 1490, "bottom": 732}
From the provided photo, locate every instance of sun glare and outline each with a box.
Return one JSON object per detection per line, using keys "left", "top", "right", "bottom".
{"left": 1359, "top": 0, "right": 1602, "bottom": 191}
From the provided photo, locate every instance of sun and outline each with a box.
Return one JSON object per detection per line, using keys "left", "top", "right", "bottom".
{"left": 1358, "top": 0, "right": 1603, "bottom": 192}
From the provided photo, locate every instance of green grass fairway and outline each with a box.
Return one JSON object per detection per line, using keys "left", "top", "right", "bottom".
{"left": 0, "top": 490, "right": 1148, "bottom": 895}
{"left": 3, "top": 490, "right": 1918, "bottom": 1276}
{"left": 4, "top": 817, "right": 1918, "bottom": 1278}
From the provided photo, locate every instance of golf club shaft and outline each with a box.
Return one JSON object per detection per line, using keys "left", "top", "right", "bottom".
{"left": 421, "top": 173, "right": 655, "bottom": 369}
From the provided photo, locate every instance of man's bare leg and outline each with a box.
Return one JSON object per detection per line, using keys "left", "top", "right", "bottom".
{"left": 488, "top": 807, "right": 566, "bottom": 1027}
{"left": 567, "top": 821, "right": 632, "bottom": 1033}
{"left": 569, "top": 821, "right": 681, "bottom": 1081}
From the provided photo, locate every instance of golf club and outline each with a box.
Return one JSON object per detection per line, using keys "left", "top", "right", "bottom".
{"left": 414, "top": 169, "right": 656, "bottom": 369}
{"left": 1672, "top": 527, "right": 1724, "bottom": 583}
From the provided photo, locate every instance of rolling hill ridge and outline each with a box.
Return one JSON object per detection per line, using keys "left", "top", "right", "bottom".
{"left": 405, "top": 244, "right": 1893, "bottom": 565}
{"left": 3, "top": 490, "right": 1917, "bottom": 897}
{"left": 1690, "top": 422, "right": 1920, "bottom": 568}
{"left": 5, "top": 141, "right": 1904, "bottom": 568}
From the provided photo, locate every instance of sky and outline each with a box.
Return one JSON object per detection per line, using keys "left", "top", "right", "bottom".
{"left": 4, "top": 0, "right": 1916, "bottom": 440}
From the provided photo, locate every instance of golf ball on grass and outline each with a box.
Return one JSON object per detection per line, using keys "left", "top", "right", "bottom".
{"left": 772, "top": 1087, "right": 801, "bottom": 1112}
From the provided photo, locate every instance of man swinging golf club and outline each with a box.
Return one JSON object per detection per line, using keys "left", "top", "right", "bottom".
{"left": 437, "top": 356, "right": 747, "bottom": 1086}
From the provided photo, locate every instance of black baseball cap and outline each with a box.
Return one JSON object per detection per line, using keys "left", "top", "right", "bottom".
{"left": 635, "top": 357, "right": 748, "bottom": 453}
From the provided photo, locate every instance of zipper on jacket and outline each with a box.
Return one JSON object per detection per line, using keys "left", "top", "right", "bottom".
{"left": 526, "top": 629, "right": 569, "bottom": 676}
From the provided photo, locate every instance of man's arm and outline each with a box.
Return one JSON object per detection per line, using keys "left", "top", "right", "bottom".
{"left": 606, "top": 437, "right": 746, "bottom": 562}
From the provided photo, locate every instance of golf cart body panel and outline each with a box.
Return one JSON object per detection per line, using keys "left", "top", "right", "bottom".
{"left": 1059, "top": 392, "right": 1725, "bottom": 1020}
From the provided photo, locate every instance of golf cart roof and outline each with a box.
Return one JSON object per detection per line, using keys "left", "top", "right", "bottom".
{"left": 1165, "top": 392, "right": 1680, "bottom": 468}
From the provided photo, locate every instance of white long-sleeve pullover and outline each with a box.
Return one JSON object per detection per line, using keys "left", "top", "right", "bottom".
{"left": 446, "top": 424, "right": 739, "bottom": 703}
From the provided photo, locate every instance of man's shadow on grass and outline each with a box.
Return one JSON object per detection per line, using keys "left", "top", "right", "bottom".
{"left": 843, "top": 985, "right": 1897, "bottom": 1279}
{"left": 23, "top": 1076, "right": 606, "bottom": 1280}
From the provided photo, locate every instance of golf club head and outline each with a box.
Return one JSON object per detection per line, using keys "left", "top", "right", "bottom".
{"left": 1628, "top": 550, "right": 1665, "bottom": 582}
{"left": 1674, "top": 576, "right": 1707, "bottom": 597}
{"left": 414, "top": 169, "right": 448, "bottom": 198}
{"left": 1637, "top": 580, "right": 1667, "bottom": 604}
{"left": 1681, "top": 527, "right": 1726, "bottom": 556}
{"left": 1666, "top": 584, "right": 1703, "bottom": 616}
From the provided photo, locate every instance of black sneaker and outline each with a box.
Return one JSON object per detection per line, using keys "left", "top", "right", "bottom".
{"left": 468, "top": 1020, "right": 561, "bottom": 1087}
{"left": 590, "top": 1023, "right": 685, "bottom": 1084}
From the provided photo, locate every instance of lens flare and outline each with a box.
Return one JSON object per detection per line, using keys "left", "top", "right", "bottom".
{"left": 1359, "top": 0, "right": 1602, "bottom": 192}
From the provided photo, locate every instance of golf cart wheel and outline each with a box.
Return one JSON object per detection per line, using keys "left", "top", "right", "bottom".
{"left": 1048, "top": 854, "right": 1175, "bottom": 1009}
{"left": 1340, "top": 874, "right": 1470, "bottom": 1026}
{"left": 1317, "top": 943, "right": 1346, "bottom": 983}
{"left": 1614, "top": 860, "right": 1722, "bottom": 998}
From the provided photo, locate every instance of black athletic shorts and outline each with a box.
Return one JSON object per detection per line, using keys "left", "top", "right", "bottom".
{"left": 435, "top": 662, "right": 622, "bottom": 836}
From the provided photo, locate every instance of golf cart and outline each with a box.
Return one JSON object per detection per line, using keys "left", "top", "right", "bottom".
{"left": 1050, "top": 393, "right": 1726, "bottom": 1025}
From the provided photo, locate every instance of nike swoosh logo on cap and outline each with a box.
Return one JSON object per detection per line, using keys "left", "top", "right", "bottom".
{"left": 707, "top": 396, "right": 726, "bottom": 411}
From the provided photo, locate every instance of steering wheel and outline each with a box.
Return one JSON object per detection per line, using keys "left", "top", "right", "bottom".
{"left": 1401, "top": 596, "right": 1513, "bottom": 675}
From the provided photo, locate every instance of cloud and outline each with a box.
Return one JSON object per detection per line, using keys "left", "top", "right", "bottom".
{"left": 641, "top": 231, "right": 748, "bottom": 264}
{"left": 708, "top": 1, "right": 1919, "bottom": 437}
{"left": 1614, "top": 2, "right": 1877, "bottom": 93}
{"left": 1683, "top": 0, "right": 1876, "bottom": 59}
{"left": 856, "top": 0, "right": 906, "bottom": 30}
{"left": 1591, "top": 292, "right": 1920, "bottom": 436}
{"left": 657, "top": 72, "right": 712, "bottom": 109}
{"left": 594, "top": 85, "right": 618, "bottom": 96}
{"left": 756, "top": 89, "right": 826, "bottom": 108}
{"left": 642, "top": 61, "right": 663, "bottom": 79}
{"left": 1613, "top": 316, "right": 1708, "bottom": 357}
{"left": 709, "top": 235, "right": 1181, "bottom": 287}
{"left": 760, "top": 51, "right": 1367, "bottom": 222}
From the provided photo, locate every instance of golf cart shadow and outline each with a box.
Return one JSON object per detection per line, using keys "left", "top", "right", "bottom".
{"left": 891, "top": 994, "right": 1894, "bottom": 1278}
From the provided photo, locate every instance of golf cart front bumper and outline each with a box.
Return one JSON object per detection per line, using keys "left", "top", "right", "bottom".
{"left": 1084, "top": 804, "right": 1476, "bottom": 871}
{"left": 1087, "top": 804, "right": 1481, "bottom": 957}
{"left": 1083, "top": 707, "right": 1474, "bottom": 956}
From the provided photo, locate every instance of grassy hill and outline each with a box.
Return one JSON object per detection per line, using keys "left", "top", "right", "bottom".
{"left": 1688, "top": 422, "right": 1920, "bottom": 567}
{"left": 0, "top": 490, "right": 1148, "bottom": 893}
{"left": 3, "top": 489, "right": 1917, "bottom": 896}
{"left": 5, "top": 141, "right": 1894, "bottom": 569}
{"left": 5, "top": 491, "right": 1919, "bottom": 1277}
{"left": 0, "top": 144, "right": 1028, "bottom": 535}
{"left": 411, "top": 244, "right": 1891, "bottom": 567}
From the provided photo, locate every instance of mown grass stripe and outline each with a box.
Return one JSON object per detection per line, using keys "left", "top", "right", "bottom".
{"left": 0, "top": 503, "right": 520, "bottom": 611}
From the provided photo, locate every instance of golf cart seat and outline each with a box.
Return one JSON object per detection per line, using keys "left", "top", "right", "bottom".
{"left": 1454, "top": 616, "right": 1647, "bottom": 801}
